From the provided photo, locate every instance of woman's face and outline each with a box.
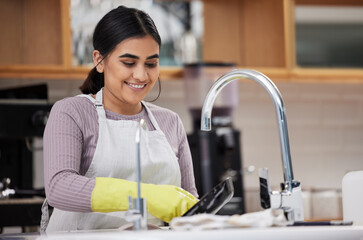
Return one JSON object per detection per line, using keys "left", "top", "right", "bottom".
{"left": 94, "top": 35, "right": 160, "bottom": 115}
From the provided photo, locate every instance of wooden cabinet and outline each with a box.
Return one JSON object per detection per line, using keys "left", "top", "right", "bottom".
{"left": 0, "top": 0, "right": 76, "bottom": 79}
{"left": 0, "top": 0, "right": 65, "bottom": 65}
{"left": 0, "top": 0, "right": 181, "bottom": 80}
{"left": 203, "top": 0, "right": 363, "bottom": 82}
{"left": 1, "top": 0, "right": 363, "bottom": 82}
{"left": 203, "top": 0, "right": 286, "bottom": 68}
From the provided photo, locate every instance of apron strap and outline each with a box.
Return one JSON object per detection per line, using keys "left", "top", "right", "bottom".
{"left": 40, "top": 199, "right": 50, "bottom": 233}
{"left": 141, "top": 101, "right": 161, "bottom": 131}
{"left": 94, "top": 89, "right": 106, "bottom": 119}
{"left": 77, "top": 89, "right": 106, "bottom": 119}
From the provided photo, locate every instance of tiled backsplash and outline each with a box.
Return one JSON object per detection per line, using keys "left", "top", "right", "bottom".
{"left": 1, "top": 77, "right": 363, "bottom": 219}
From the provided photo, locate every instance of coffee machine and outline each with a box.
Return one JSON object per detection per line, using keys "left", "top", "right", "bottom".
{"left": 184, "top": 63, "right": 245, "bottom": 215}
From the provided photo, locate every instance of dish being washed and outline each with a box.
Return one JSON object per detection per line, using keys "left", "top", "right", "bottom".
{"left": 183, "top": 177, "right": 234, "bottom": 216}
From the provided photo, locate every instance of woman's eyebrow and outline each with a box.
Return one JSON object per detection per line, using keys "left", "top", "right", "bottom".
{"left": 119, "top": 53, "right": 138, "bottom": 59}
{"left": 146, "top": 54, "right": 159, "bottom": 59}
{"left": 119, "top": 53, "right": 159, "bottom": 59}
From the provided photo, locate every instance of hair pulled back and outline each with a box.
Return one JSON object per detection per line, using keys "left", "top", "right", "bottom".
{"left": 80, "top": 6, "right": 161, "bottom": 94}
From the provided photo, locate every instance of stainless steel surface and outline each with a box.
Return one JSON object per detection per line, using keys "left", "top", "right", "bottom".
{"left": 136, "top": 119, "right": 146, "bottom": 203}
{"left": 201, "top": 69, "right": 293, "bottom": 186}
{"left": 200, "top": 69, "right": 304, "bottom": 221}
{"left": 131, "top": 119, "right": 147, "bottom": 231}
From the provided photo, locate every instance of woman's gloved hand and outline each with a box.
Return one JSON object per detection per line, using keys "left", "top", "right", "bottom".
{"left": 91, "top": 177, "right": 198, "bottom": 223}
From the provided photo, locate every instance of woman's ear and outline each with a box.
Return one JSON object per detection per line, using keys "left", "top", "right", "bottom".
{"left": 93, "top": 50, "right": 104, "bottom": 73}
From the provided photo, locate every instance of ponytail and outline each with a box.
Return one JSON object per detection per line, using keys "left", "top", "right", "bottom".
{"left": 79, "top": 67, "right": 104, "bottom": 94}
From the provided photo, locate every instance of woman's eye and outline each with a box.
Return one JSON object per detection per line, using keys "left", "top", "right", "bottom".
{"left": 146, "top": 62, "right": 157, "bottom": 68}
{"left": 122, "top": 62, "right": 135, "bottom": 66}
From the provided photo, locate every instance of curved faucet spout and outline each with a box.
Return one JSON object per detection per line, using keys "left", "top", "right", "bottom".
{"left": 201, "top": 69, "right": 294, "bottom": 189}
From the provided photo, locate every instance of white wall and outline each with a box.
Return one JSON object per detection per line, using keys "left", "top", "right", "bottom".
{"left": 155, "top": 79, "right": 363, "bottom": 218}
{"left": 154, "top": 80, "right": 363, "bottom": 190}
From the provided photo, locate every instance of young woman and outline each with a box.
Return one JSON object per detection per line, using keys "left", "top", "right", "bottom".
{"left": 42, "top": 5, "right": 198, "bottom": 232}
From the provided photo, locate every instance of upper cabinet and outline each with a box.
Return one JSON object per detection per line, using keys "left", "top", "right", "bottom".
{"left": 0, "top": 0, "right": 66, "bottom": 65}
{"left": 203, "top": 0, "right": 286, "bottom": 68}
{"left": 203, "top": 0, "right": 363, "bottom": 82}
{"left": 1, "top": 0, "right": 363, "bottom": 82}
{"left": 0, "top": 0, "right": 181, "bottom": 80}
{"left": 0, "top": 0, "right": 76, "bottom": 78}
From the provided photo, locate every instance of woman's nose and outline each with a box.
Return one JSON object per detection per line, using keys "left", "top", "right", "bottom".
{"left": 133, "top": 65, "right": 147, "bottom": 82}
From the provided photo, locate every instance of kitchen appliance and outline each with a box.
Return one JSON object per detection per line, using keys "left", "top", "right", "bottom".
{"left": 0, "top": 84, "right": 52, "bottom": 231}
{"left": 0, "top": 84, "right": 51, "bottom": 189}
{"left": 184, "top": 63, "right": 245, "bottom": 215}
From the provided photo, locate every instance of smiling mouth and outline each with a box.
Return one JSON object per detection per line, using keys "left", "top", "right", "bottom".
{"left": 125, "top": 82, "right": 146, "bottom": 89}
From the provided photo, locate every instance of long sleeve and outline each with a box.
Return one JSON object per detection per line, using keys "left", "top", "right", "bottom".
{"left": 43, "top": 98, "right": 95, "bottom": 212}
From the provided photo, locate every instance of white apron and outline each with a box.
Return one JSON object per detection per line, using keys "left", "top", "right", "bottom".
{"left": 44, "top": 89, "right": 181, "bottom": 232}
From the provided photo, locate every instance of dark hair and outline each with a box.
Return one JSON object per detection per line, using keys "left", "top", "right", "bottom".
{"left": 80, "top": 5, "right": 162, "bottom": 94}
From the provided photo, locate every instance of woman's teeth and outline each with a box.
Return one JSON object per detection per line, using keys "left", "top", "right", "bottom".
{"left": 126, "top": 82, "right": 145, "bottom": 89}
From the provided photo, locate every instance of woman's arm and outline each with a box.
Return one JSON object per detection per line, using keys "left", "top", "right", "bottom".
{"left": 43, "top": 98, "right": 95, "bottom": 212}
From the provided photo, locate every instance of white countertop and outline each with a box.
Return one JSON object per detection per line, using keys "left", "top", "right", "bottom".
{"left": 30, "top": 225, "right": 363, "bottom": 240}
{"left": 2, "top": 225, "right": 363, "bottom": 240}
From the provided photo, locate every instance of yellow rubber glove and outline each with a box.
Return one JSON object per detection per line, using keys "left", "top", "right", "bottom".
{"left": 91, "top": 177, "right": 198, "bottom": 223}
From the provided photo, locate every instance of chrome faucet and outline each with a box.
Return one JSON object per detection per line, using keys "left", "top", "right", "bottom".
{"left": 201, "top": 69, "right": 304, "bottom": 222}
{"left": 125, "top": 119, "right": 147, "bottom": 230}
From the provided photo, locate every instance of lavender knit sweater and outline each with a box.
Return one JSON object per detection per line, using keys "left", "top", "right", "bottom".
{"left": 43, "top": 95, "right": 198, "bottom": 212}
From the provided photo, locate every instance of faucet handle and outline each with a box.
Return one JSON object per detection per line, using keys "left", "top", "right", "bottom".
{"left": 259, "top": 168, "right": 271, "bottom": 209}
{"left": 258, "top": 169, "right": 304, "bottom": 221}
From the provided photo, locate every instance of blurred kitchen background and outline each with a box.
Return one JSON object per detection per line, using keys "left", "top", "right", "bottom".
{"left": 1, "top": 0, "right": 363, "bottom": 233}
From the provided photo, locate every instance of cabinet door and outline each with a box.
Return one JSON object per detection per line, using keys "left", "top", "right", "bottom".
{"left": 203, "top": 0, "right": 286, "bottom": 68}
{"left": 0, "top": 0, "right": 65, "bottom": 65}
